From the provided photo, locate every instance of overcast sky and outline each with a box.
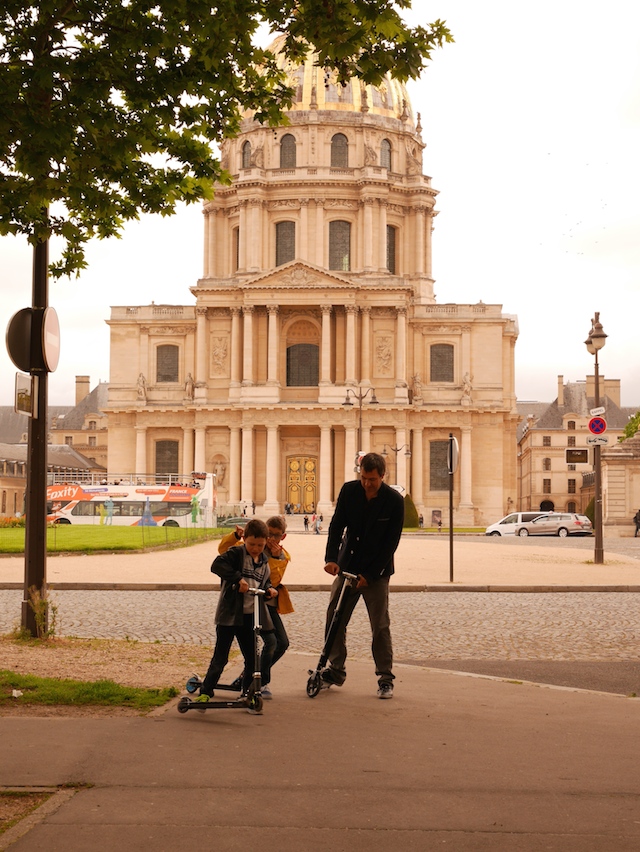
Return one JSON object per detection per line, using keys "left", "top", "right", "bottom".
{"left": 1, "top": 0, "right": 639, "bottom": 409}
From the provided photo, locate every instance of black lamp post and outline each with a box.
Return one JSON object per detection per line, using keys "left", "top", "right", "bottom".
{"left": 381, "top": 443, "right": 411, "bottom": 487}
{"left": 585, "top": 312, "right": 607, "bottom": 565}
{"left": 343, "top": 386, "right": 378, "bottom": 471}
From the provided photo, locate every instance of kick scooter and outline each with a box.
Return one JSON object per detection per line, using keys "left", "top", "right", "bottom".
{"left": 306, "top": 571, "right": 358, "bottom": 697}
{"left": 178, "top": 587, "right": 266, "bottom": 715}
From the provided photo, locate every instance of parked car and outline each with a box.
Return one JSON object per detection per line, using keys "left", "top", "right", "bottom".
{"left": 515, "top": 513, "right": 593, "bottom": 538}
{"left": 218, "top": 516, "right": 248, "bottom": 528}
{"left": 485, "top": 512, "right": 549, "bottom": 536}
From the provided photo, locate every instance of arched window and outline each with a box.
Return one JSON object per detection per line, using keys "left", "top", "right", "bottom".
{"left": 567, "top": 420, "right": 576, "bottom": 430}
{"left": 157, "top": 344, "right": 179, "bottom": 383}
{"left": 276, "top": 221, "right": 296, "bottom": 266}
{"left": 380, "top": 139, "right": 392, "bottom": 170}
{"left": 280, "top": 134, "right": 296, "bottom": 168}
{"left": 430, "top": 344, "right": 454, "bottom": 382}
{"left": 88, "top": 420, "right": 96, "bottom": 430}
{"left": 156, "top": 440, "right": 179, "bottom": 477}
{"left": 567, "top": 501, "right": 577, "bottom": 513}
{"left": 329, "top": 220, "right": 351, "bottom": 270}
{"left": 286, "top": 320, "right": 320, "bottom": 387}
{"left": 543, "top": 457, "right": 551, "bottom": 471}
{"left": 331, "top": 133, "right": 348, "bottom": 167}
{"left": 241, "top": 141, "right": 252, "bottom": 169}
{"left": 386, "top": 225, "right": 396, "bottom": 274}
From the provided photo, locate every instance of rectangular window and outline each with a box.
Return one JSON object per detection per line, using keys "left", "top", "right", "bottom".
{"left": 430, "top": 344, "right": 454, "bottom": 382}
{"left": 65, "top": 436, "right": 73, "bottom": 446}
{"left": 276, "top": 221, "right": 296, "bottom": 266}
{"left": 543, "top": 479, "right": 551, "bottom": 494}
{"left": 329, "top": 220, "right": 351, "bottom": 271}
{"left": 386, "top": 225, "right": 396, "bottom": 274}
{"left": 568, "top": 479, "right": 576, "bottom": 493}
{"left": 568, "top": 436, "right": 576, "bottom": 447}
{"left": 88, "top": 436, "right": 97, "bottom": 447}
{"left": 157, "top": 344, "right": 179, "bottom": 383}
{"left": 543, "top": 436, "right": 551, "bottom": 447}
{"left": 430, "top": 441, "right": 449, "bottom": 491}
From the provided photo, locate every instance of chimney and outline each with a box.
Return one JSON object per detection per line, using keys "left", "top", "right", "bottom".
{"left": 603, "top": 378, "right": 620, "bottom": 408}
{"left": 557, "top": 376, "right": 564, "bottom": 406}
{"left": 76, "top": 375, "right": 90, "bottom": 405}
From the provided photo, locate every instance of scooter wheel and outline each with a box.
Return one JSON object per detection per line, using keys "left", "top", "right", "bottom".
{"left": 177, "top": 696, "right": 192, "bottom": 714}
{"left": 247, "top": 693, "right": 263, "bottom": 714}
{"left": 306, "top": 674, "right": 322, "bottom": 698}
{"left": 185, "top": 675, "right": 201, "bottom": 694}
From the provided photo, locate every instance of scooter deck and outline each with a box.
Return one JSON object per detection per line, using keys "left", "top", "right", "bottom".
{"left": 177, "top": 693, "right": 263, "bottom": 714}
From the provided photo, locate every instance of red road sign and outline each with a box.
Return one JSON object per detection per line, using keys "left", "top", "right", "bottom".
{"left": 588, "top": 416, "right": 607, "bottom": 435}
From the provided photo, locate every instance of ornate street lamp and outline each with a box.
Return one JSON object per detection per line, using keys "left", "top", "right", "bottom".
{"left": 381, "top": 442, "right": 412, "bottom": 487}
{"left": 585, "top": 312, "right": 607, "bottom": 565}
{"left": 343, "top": 386, "right": 378, "bottom": 470}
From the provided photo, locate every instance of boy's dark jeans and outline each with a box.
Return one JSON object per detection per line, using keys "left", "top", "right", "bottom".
{"left": 200, "top": 616, "right": 255, "bottom": 696}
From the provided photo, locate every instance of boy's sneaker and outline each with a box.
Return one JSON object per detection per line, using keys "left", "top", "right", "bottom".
{"left": 377, "top": 683, "right": 394, "bottom": 699}
{"left": 194, "top": 693, "right": 211, "bottom": 712}
{"left": 261, "top": 686, "right": 272, "bottom": 699}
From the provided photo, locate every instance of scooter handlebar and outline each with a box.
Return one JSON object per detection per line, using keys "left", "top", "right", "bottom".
{"left": 340, "top": 571, "right": 359, "bottom": 581}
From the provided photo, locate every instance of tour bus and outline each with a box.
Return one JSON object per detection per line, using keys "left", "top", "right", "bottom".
{"left": 46, "top": 472, "right": 217, "bottom": 527}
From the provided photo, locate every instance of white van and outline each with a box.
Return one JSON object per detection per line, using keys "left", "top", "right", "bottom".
{"left": 485, "top": 512, "right": 549, "bottom": 536}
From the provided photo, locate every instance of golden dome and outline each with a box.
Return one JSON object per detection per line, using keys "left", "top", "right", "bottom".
{"left": 267, "top": 34, "right": 414, "bottom": 126}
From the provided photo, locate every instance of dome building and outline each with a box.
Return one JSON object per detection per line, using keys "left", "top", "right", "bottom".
{"left": 106, "top": 40, "right": 519, "bottom": 525}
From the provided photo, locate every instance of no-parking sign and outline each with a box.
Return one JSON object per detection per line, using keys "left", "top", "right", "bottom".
{"left": 588, "top": 416, "right": 607, "bottom": 435}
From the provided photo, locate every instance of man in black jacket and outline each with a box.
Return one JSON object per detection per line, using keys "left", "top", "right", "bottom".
{"left": 322, "top": 452, "right": 404, "bottom": 698}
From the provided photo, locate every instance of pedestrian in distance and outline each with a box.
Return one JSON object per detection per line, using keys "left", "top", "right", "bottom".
{"left": 321, "top": 452, "right": 404, "bottom": 699}
{"left": 195, "top": 518, "right": 277, "bottom": 705}
{"left": 634, "top": 509, "right": 640, "bottom": 538}
{"left": 303, "top": 515, "right": 309, "bottom": 532}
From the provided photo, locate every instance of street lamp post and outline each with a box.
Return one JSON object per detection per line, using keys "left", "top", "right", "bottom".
{"left": 343, "top": 386, "right": 378, "bottom": 471}
{"left": 585, "top": 312, "right": 607, "bottom": 565}
{"left": 381, "top": 443, "right": 411, "bottom": 488}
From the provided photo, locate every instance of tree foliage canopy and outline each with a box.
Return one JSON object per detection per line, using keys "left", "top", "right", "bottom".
{"left": 0, "top": 1, "right": 452, "bottom": 276}
{"left": 622, "top": 411, "right": 640, "bottom": 441}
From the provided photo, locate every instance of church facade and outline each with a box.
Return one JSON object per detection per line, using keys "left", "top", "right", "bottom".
{"left": 106, "top": 40, "right": 519, "bottom": 526}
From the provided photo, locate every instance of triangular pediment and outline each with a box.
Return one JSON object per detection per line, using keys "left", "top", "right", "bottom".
{"left": 243, "top": 261, "right": 356, "bottom": 291}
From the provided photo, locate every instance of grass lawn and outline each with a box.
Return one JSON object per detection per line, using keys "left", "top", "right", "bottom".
{"left": 0, "top": 669, "right": 178, "bottom": 710}
{"left": 0, "top": 525, "right": 232, "bottom": 554}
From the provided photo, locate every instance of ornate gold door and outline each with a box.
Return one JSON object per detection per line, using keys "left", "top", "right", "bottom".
{"left": 286, "top": 457, "right": 317, "bottom": 513}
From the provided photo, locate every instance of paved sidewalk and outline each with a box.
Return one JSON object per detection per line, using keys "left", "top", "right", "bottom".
{"left": 2, "top": 653, "right": 639, "bottom": 851}
{"left": 1, "top": 533, "right": 640, "bottom": 591}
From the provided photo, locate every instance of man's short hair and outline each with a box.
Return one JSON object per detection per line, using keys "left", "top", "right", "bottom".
{"left": 266, "top": 515, "right": 287, "bottom": 533}
{"left": 244, "top": 518, "right": 268, "bottom": 539}
{"left": 360, "top": 452, "right": 386, "bottom": 477}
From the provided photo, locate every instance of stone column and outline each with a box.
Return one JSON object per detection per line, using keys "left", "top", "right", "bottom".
{"left": 135, "top": 427, "right": 147, "bottom": 479}
{"left": 194, "top": 427, "right": 206, "bottom": 473}
{"left": 203, "top": 210, "right": 210, "bottom": 278}
{"left": 315, "top": 200, "right": 324, "bottom": 266}
{"left": 320, "top": 305, "right": 332, "bottom": 385}
{"left": 378, "top": 201, "right": 388, "bottom": 271}
{"left": 242, "top": 306, "right": 254, "bottom": 386}
{"left": 249, "top": 199, "right": 261, "bottom": 270}
{"left": 411, "top": 427, "right": 424, "bottom": 511}
{"left": 345, "top": 306, "right": 357, "bottom": 386}
{"left": 264, "top": 425, "right": 280, "bottom": 514}
{"left": 344, "top": 426, "right": 357, "bottom": 482}
{"left": 299, "top": 198, "right": 309, "bottom": 261}
{"left": 238, "top": 199, "right": 247, "bottom": 271}
{"left": 363, "top": 198, "right": 374, "bottom": 270}
{"left": 267, "top": 306, "right": 279, "bottom": 385}
{"left": 360, "top": 307, "right": 371, "bottom": 384}
{"left": 395, "top": 307, "right": 408, "bottom": 401}
{"left": 182, "top": 428, "right": 194, "bottom": 477}
{"left": 230, "top": 307, "right": 242, "bottom": 387}
{"left": 425, "top": 211, "right": 434, "bottom": 279}
{"left": 229, "top": 427, "right": 241, "bottom": 504}
{"left": 195, "top": 306, "right": 207, "bottom": 390}
{"left": 241, "top": 426, "right": 254, "bottom": 507}
{"left": 460, "top": 427, "right": 473, "bottom": 509}
{"left": 414, "top": 205, "right": 425, "bottom": 275}
{"left": 207, "top": 208, "right": 218, "bottom": 278}
{"left": 318, "top": 424, "right": 333, "bottom": 514}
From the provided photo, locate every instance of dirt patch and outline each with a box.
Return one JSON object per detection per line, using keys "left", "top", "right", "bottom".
{"left": 0, "top": 635, "right": 217, "bottom": 717}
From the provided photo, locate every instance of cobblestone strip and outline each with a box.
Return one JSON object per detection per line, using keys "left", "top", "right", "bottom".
{"left": 1, "top": 589, "right": 639, "bottom": 661}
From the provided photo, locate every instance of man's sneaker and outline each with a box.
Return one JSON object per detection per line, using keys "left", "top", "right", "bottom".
{"left": 261, "top": 686, "right": 272, "bottom": 699}
{"left": 377, "top": 683, "right": 394, "bottom": 699}
{"left": 194, "top": 693, "right": 211, "bottom": 712}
